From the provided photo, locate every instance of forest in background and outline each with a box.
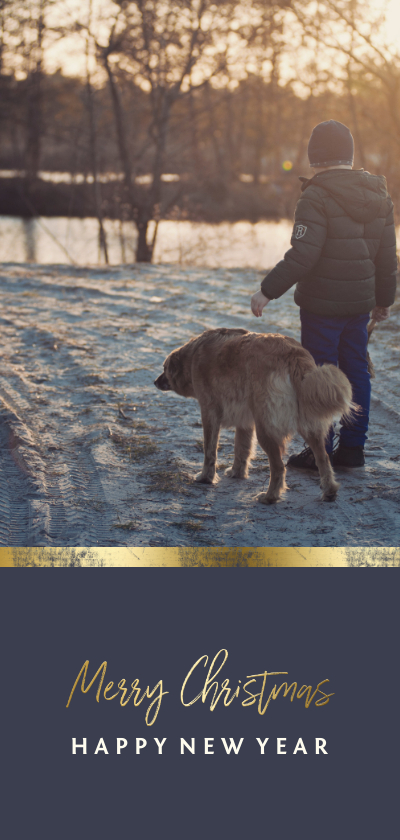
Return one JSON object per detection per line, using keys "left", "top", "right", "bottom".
{"left": 1, "top": 0, "right": 400, "bottom": 261}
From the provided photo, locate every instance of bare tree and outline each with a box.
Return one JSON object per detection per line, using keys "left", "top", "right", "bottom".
{"left": 3, "top": 0, "right": 400, "bottom": 260}
{"left": 85, "top": 0, "right": 108, "bottom": 262}
{"left": 97, "top": 0, "right": 294, "bottom": 261}
{"left": 292, "top": 0, "right": 400, "bottom": 146}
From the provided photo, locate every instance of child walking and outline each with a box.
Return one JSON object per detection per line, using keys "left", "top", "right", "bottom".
{"left": 251, "top": 119, "right": 398, "bottom": 469}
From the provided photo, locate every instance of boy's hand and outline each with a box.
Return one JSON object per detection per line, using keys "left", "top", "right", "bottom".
{"left": 251, "top": 290, "right": 270, "bottom": 317}
{"left": 371, "top": 306, "right": 390, "bottom": 322}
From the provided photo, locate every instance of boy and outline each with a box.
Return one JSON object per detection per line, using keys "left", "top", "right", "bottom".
{"left": 251, "top": 119, "right": 398, "bottom": 469}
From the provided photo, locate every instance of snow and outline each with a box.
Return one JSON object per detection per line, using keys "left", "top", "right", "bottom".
{"left": 0, "top": 262, "right": 399, "bottom": 548}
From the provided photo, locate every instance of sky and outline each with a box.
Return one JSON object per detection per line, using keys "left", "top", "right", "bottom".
{"left": 41, "top": 0, "right": 400, "bottom": 79}
{"left": 385, "top": 0, "right": 400, "bottom": 40}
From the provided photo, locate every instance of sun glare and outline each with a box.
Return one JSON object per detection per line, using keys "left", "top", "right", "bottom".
{"left": 383, "top": 0, "right": 400, "bottom": 46}
{"left": 26, "top": 0, "right": 400, "bottom": 79}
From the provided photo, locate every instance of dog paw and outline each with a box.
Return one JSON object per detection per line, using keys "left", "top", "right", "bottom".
{"left": 322, "top": 490, "right": 337, "bottom": 502}
{"left": 256, "top": 491, "right": 278, "bottom": 505}
{"left": 195, "top": 472, "right": 219, "bottom": 485}
{"left": 321, "top": 481, "right": 339, "bottom": 502}
{"left": 225, "top": 466, "right": 246, "bottom": 479}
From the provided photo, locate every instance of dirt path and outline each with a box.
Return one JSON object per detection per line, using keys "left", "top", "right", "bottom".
{"left": 0, "top": 262, "right": 399, "bottom": 547}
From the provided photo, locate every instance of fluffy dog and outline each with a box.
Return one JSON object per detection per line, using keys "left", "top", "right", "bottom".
{"left": 154, "top": 328, "right": 353, "bottom": 503}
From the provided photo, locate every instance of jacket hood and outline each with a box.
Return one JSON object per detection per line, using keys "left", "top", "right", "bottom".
{"left": 299, "top": 169, "right": 391, "bottom": 223}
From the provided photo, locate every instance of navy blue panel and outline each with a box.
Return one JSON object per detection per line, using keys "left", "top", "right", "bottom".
{"left": 1, "top": 569, "right": 398, "bottom": 839}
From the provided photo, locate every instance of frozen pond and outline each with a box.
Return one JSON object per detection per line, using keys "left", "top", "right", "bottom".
{"left": 0, "top": 216, "right": 293, "bottom": 269}
{"left": 3, "top": 215, "right": 400, "bottom": 271}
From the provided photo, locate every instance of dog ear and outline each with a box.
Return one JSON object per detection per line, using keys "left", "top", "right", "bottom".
{"left": 166, "top": 348, "right": 194, "bottom": 397}
{"left": 166, "top": 353, "right": 178, "bottom": 377}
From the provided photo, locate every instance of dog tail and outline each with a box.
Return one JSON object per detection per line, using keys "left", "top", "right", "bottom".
{"left": 295, "top": 364, "right": 354, "bottom": 436}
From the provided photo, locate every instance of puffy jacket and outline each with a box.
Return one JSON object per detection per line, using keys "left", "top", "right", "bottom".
{"left": 261, "top": 169, "right": 398, "bottom": 317}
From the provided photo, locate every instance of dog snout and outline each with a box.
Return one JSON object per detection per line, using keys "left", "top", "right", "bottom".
{"left": 154, "top": 372, "right": 171, "bottom": 391}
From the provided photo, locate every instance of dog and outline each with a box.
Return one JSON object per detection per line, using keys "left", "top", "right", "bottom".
{"left": 154, "top": 328, "right": 353, "bottom": 503}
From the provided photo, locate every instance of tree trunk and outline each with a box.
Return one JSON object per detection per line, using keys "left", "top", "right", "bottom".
{"left": 86, "top": 5, "right": 108, "bottom": 264}
{"left": 25, "top": 70, "right": 42, "bottom": 182}
{"left": 104, "top": 56, "right": 136, "bottom": 207}
{"left": 25, "top": 2, "right": 45, "bottom": 183}
{"left": 136, "top": 220, "right": 152, "bottom": 262}
{"left": 205, "top": 83, "right": 225, "bottom": 179}
{"left": 134, "top": 93, "right": 171, "bottom": 262}
{"left": 188, "top": 87, "right": 203, "bottom": 178}
{"left": 147, "top": 93, "right": 171, "bottom": 214}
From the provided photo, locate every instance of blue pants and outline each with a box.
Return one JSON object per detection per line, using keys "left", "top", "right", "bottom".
{"left": 300, "top": 309, "right": 371, "bottom": 452}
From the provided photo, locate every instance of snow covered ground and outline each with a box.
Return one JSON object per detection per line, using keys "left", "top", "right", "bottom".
{"left": 0, "top": 262, "right": 399, "bottom": 548}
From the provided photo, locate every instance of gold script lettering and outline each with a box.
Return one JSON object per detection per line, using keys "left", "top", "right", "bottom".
{"left": 66, "top": 660, "right": 108, "bottom": 707}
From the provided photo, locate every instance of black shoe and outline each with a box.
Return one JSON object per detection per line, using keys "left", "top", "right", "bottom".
{"left": 287, "top": 446, "right": 319, "bottom": 471}
{"left": 330, "top": 443, "right": 365, "bottom": 468}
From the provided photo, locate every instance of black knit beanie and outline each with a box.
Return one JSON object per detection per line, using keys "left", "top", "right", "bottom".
{"left": 308, "top": 120, "right": 354, "bottom": 167}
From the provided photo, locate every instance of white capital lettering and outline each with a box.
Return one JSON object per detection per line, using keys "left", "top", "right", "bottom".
{"left": 293, "top": 738, "right": 307, "bottom": 755}
{"left": 72, "top": 738, "right": 87, "bottom": 754}
{"left": 94, "top": 738, "right": 108, "bottom": 755}
{"left": 316, "top": 738, "right": 328, "bottom": 754}
{"left": 117, "top": 738, "right": 128, "bottom": 754}
{"left": 221, "top": 738, "right": 243, "bottom": 755}
{"left": 256, "top": 738, "right": 269, "bottom": 754}
{"left": 136, "top": 738, "right": 147, "bottom": 754}
{"left": 154, "top": 738, "right": 167, "bottom": 754}
{"left": 181, "top": 738, "right": 195, "bottom": 754}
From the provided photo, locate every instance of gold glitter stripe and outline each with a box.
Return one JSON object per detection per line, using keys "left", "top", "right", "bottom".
{"left": 0, "top": 547, "right": 398, "bottom": 567}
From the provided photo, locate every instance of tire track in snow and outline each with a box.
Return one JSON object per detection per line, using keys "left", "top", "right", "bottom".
{"left": 0, "top": 263, "right": 398, "bottom": 549}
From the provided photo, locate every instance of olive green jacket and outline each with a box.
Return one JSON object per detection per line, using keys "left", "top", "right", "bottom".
{"left": 261, "top": 169, "right": 398, "bottom": 316}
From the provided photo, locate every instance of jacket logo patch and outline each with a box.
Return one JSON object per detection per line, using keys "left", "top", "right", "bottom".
{"left": 294, "top": 224, "right": 307, "bottom": 239}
